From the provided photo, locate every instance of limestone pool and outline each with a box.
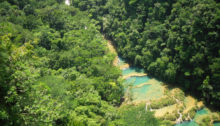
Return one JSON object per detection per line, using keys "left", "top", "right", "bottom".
{"left": 122, "top": 67, "right": 145, "bottom": 75}
{"left": 125, "top": 76, "right": 150, "bottom": 87}
{"left": 118, "top": 57, "right": 219, "bottom": 126}
{"left": 120, "top": 58, "right": 164, "bottom": 102}
{"left": 175, "top": 108, "right": 208, "bottom": 126}
{"left": 214, "top": 122, "right": 220, "bottom": 126}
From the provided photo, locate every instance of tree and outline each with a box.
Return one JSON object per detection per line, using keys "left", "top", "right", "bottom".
{"left": 120, "top": 105, "right": 160, "bottom": 126}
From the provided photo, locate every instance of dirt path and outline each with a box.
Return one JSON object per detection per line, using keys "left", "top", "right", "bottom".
{"left": 107, "top": 40, "right": 118, "bottom": 66}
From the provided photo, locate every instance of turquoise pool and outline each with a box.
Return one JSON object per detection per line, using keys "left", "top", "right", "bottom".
{"left": 123, "top": 67, "right": 152, "bottom": 101}
{"left": 125, "top": 76, "right": 150, "bottom": 87}
{"left": 214, "top": 122, "right": 220, "bottom": 126}
{"left": 175, "top": 108, "right": 209, "bottom": 126}
{"left": 118, "top": 56, "right": 219, "bottom": 126}
{"left": 175, "top": 121, "right": 199, "bottom": 126}
{"left": 195, "top": 108, "right": 208, "bottom": 118}
{"left": 122, "top": 67, "right": 145, "bottom": 75}
{"left": 132, "top": 85, "right": 152, "bottom": 101}
{"left": 118, "top": 57, "right": 126, "bottom": 66}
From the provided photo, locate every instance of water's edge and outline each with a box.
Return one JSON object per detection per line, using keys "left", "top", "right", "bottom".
{"left": 106, "top": 39, "right": 220, "bottom": 126}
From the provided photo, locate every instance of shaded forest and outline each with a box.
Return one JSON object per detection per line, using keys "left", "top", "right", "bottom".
{"left": 0, "top": 0, "right": 146, "bottom": 125}
{"left": 70, "top": 0, "right": 220, "bottom": 108}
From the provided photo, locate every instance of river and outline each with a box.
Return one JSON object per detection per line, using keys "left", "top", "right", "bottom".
{"left": 110, "top": 40, "right": 220, "bottom": 125}
{"left": 119, "top": 56, "right": 220, "bottom": 126}
{"left": 64, "top": 1, "right": 220, "bottom": 125}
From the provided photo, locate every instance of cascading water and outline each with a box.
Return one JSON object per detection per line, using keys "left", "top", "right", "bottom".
{"left": 118, "top": 57, "right": 219, "bottom": 126}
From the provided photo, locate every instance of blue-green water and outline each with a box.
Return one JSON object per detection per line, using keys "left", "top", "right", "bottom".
{"left": 175, "top": 121, "right": 199, "bottom": 126}
{"left": 119, "top": 56, "right": 219, "bottom": 126}
{"left": 175, "top": 108, "right": 209, "bottom": 126}
{"left": 214, "top": 122, "right": 220, "bottom": 126}
{"left": 195, "top": 108, "right": 208, "bottom": 118}
{"left": 123, "top": 67, "right": 151, "bottom": 100}
{"left": 125, "top": 76, "right": 150, "bottom": 87}
{"left": 132, "top": 85, "right": 152, "bottom": 101}
{"left": 132, "top": 85, "right": 151, "bottom": 94}
{"left": 122, "top": 67, "right": 145, "bottom": 75}
{"left": 118, "top": 57, "right": 126, "bottom": 66}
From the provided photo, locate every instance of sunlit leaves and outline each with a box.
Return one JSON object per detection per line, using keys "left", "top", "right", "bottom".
{"left": 119, "top": 104, "right": 160, "bottom": 126}
{"left": 102, "top": 0, "right": 220, "bottom": 108}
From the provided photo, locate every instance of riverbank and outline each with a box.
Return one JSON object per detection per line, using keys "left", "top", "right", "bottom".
{"left": 107, "top": 40, "right": 220, "bottom": 126}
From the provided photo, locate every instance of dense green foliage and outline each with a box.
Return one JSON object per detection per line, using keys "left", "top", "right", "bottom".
{"left": 1, "top": 0, "right": 219, "bottom": 125}
{"left": 70, "top": 0, "right": 220, "bottom": 108}
{"left": 0, "top": 0, "right": 132, "bottom": 125}
{"left": 119, "top": 104, "right": 161, "bottom": 126}
{"left": 106, "top": 0, "right": 220, "bottom": 107}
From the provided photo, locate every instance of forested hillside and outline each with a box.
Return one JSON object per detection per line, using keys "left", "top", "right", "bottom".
{"left": 0, "top": 0, "right": 220, "bottom": 125}
{"left": 105, "top": 0, "right": 220, "bottom": 108}
{"left": 0, "top": 0, "right": 129, "bottom": 125}
{"left": 70, "top": 0, "right": 220, "bottom": 108}
{"left": 0, "top": 0, "right": 164, "bottom": 125}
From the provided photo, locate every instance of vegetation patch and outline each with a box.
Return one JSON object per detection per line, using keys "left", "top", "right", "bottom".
{"left": 183, "top": 96, "right": 197, "bottom": 114}
{"left": 119, "top": 104, "right": 161, "bottom": 126}
{"left": 151, "top": 97, "right": 176, "bottom": 109}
